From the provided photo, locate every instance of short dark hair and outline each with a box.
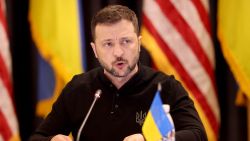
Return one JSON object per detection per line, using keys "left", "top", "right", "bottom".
{"left": 91, "top": 5, "right": 139, "bottom": 41}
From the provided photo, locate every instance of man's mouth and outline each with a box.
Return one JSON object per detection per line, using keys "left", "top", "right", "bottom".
{"left": 115, "top": 61, "right": 126, "bottom": 69}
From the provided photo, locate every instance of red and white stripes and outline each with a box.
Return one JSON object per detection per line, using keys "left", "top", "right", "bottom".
{"left": 142, "top": 0, "right": 220, "bottom": 140}
{"left": 0, "top": 0, "right": 19, "bottom": 140}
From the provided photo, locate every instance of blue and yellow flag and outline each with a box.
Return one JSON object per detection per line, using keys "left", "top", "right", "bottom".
{"left": 29, "top": 0, "right": 86, "bottom": 117}
{"left": 218, "top": 0, "right": 250, "bottom": 103}
{"left": 142, "top": 84, "right": 175, "bottom": 140}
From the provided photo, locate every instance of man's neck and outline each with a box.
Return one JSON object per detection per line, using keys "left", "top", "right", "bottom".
{"left": 104, "top": 65, "right": 138, "bottom": 89}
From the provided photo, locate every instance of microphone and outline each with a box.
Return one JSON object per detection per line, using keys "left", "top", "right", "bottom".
{"left": 76, "top": 89, "right": 102, "bottom": 141}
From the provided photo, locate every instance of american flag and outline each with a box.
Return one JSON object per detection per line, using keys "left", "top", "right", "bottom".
{"left": 0, "top": 0, "right": 20, "bottom": 140}
{"left": 141, "top": 0, "right": 220, "bottom": 140}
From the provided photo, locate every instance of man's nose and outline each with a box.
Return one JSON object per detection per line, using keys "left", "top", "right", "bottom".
{"left": 113, "top": 44, "right": 124, "bottom": 57}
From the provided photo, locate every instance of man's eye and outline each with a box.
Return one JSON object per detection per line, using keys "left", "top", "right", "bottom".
{"left": 103, "top": 42, "right": 113, "bottom": 47}
{"left": 121, "top": 39, "right": 131, "bottom": 45}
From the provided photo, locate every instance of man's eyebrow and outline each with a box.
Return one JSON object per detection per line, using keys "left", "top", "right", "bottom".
{"left": 120, "top": 36, "right": 133, "bottom": 40}
{"left": 100, "top": 39, "right": 113, "bottom": 42}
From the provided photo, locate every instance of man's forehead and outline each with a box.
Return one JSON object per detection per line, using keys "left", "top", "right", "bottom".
{"left": 96, "top": 27, "right": 136, "bottom": 40}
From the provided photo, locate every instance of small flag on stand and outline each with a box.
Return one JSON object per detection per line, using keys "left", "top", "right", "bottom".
{"left": 142, "top": 84, "right": 175, "bottom": 141}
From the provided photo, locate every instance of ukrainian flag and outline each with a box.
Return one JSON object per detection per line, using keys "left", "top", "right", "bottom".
{"left": 142, "top": 84, "right": 175, "bottom": 141}
{"left": 29, "top": 0, "right": 86, "bottom": 117}
{"left": 218, "top": 0, "right": 250, "bottom": 102}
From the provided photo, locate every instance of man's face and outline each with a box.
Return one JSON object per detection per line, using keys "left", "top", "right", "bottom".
{"left": 91, "top": 19, "right": 141, "bottom": 78}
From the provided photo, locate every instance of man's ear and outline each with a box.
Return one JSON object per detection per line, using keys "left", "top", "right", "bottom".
{"left": 90, "top": 42, "right": 98, "bottom": 58}
{"left": 138, "top": 35, "right": 142, "bottom": 52}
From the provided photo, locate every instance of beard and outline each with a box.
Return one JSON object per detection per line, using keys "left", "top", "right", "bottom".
{"left": 98, "top": 54, "right": 139, "bottom": 78}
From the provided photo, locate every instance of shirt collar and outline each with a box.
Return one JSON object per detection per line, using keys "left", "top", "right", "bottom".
{"left": 98, "top": 63, "right": 144, "bottom": 93}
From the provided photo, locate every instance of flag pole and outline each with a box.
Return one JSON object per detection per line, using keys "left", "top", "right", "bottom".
{"left": 247, "top": 100, "right": 250, "bottom": 141}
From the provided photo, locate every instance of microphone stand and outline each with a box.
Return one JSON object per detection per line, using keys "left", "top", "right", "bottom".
{"left": 76, "top": 89, "right": 102, "bottom": 141}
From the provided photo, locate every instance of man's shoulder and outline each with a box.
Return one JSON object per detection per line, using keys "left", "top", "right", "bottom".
{"left": 66, "top": 67, "right": 102, "bottom": 88}
{"left": 58, "top": 67, "right": 103, "bottom": 106}
{"left": 140, "top": 65, "right": 179, "bottom": 87}
{"left": 141, "top": 65, "right": 172, "bottom": 79}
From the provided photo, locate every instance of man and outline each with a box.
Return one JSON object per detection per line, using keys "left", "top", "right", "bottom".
{"left": 30, "top": 5, "right": 207, "bottom": 141}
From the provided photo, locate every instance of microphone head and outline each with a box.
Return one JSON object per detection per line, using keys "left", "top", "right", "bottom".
{"left": 95, "top": 89, "right": 102, "bottom": 98}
